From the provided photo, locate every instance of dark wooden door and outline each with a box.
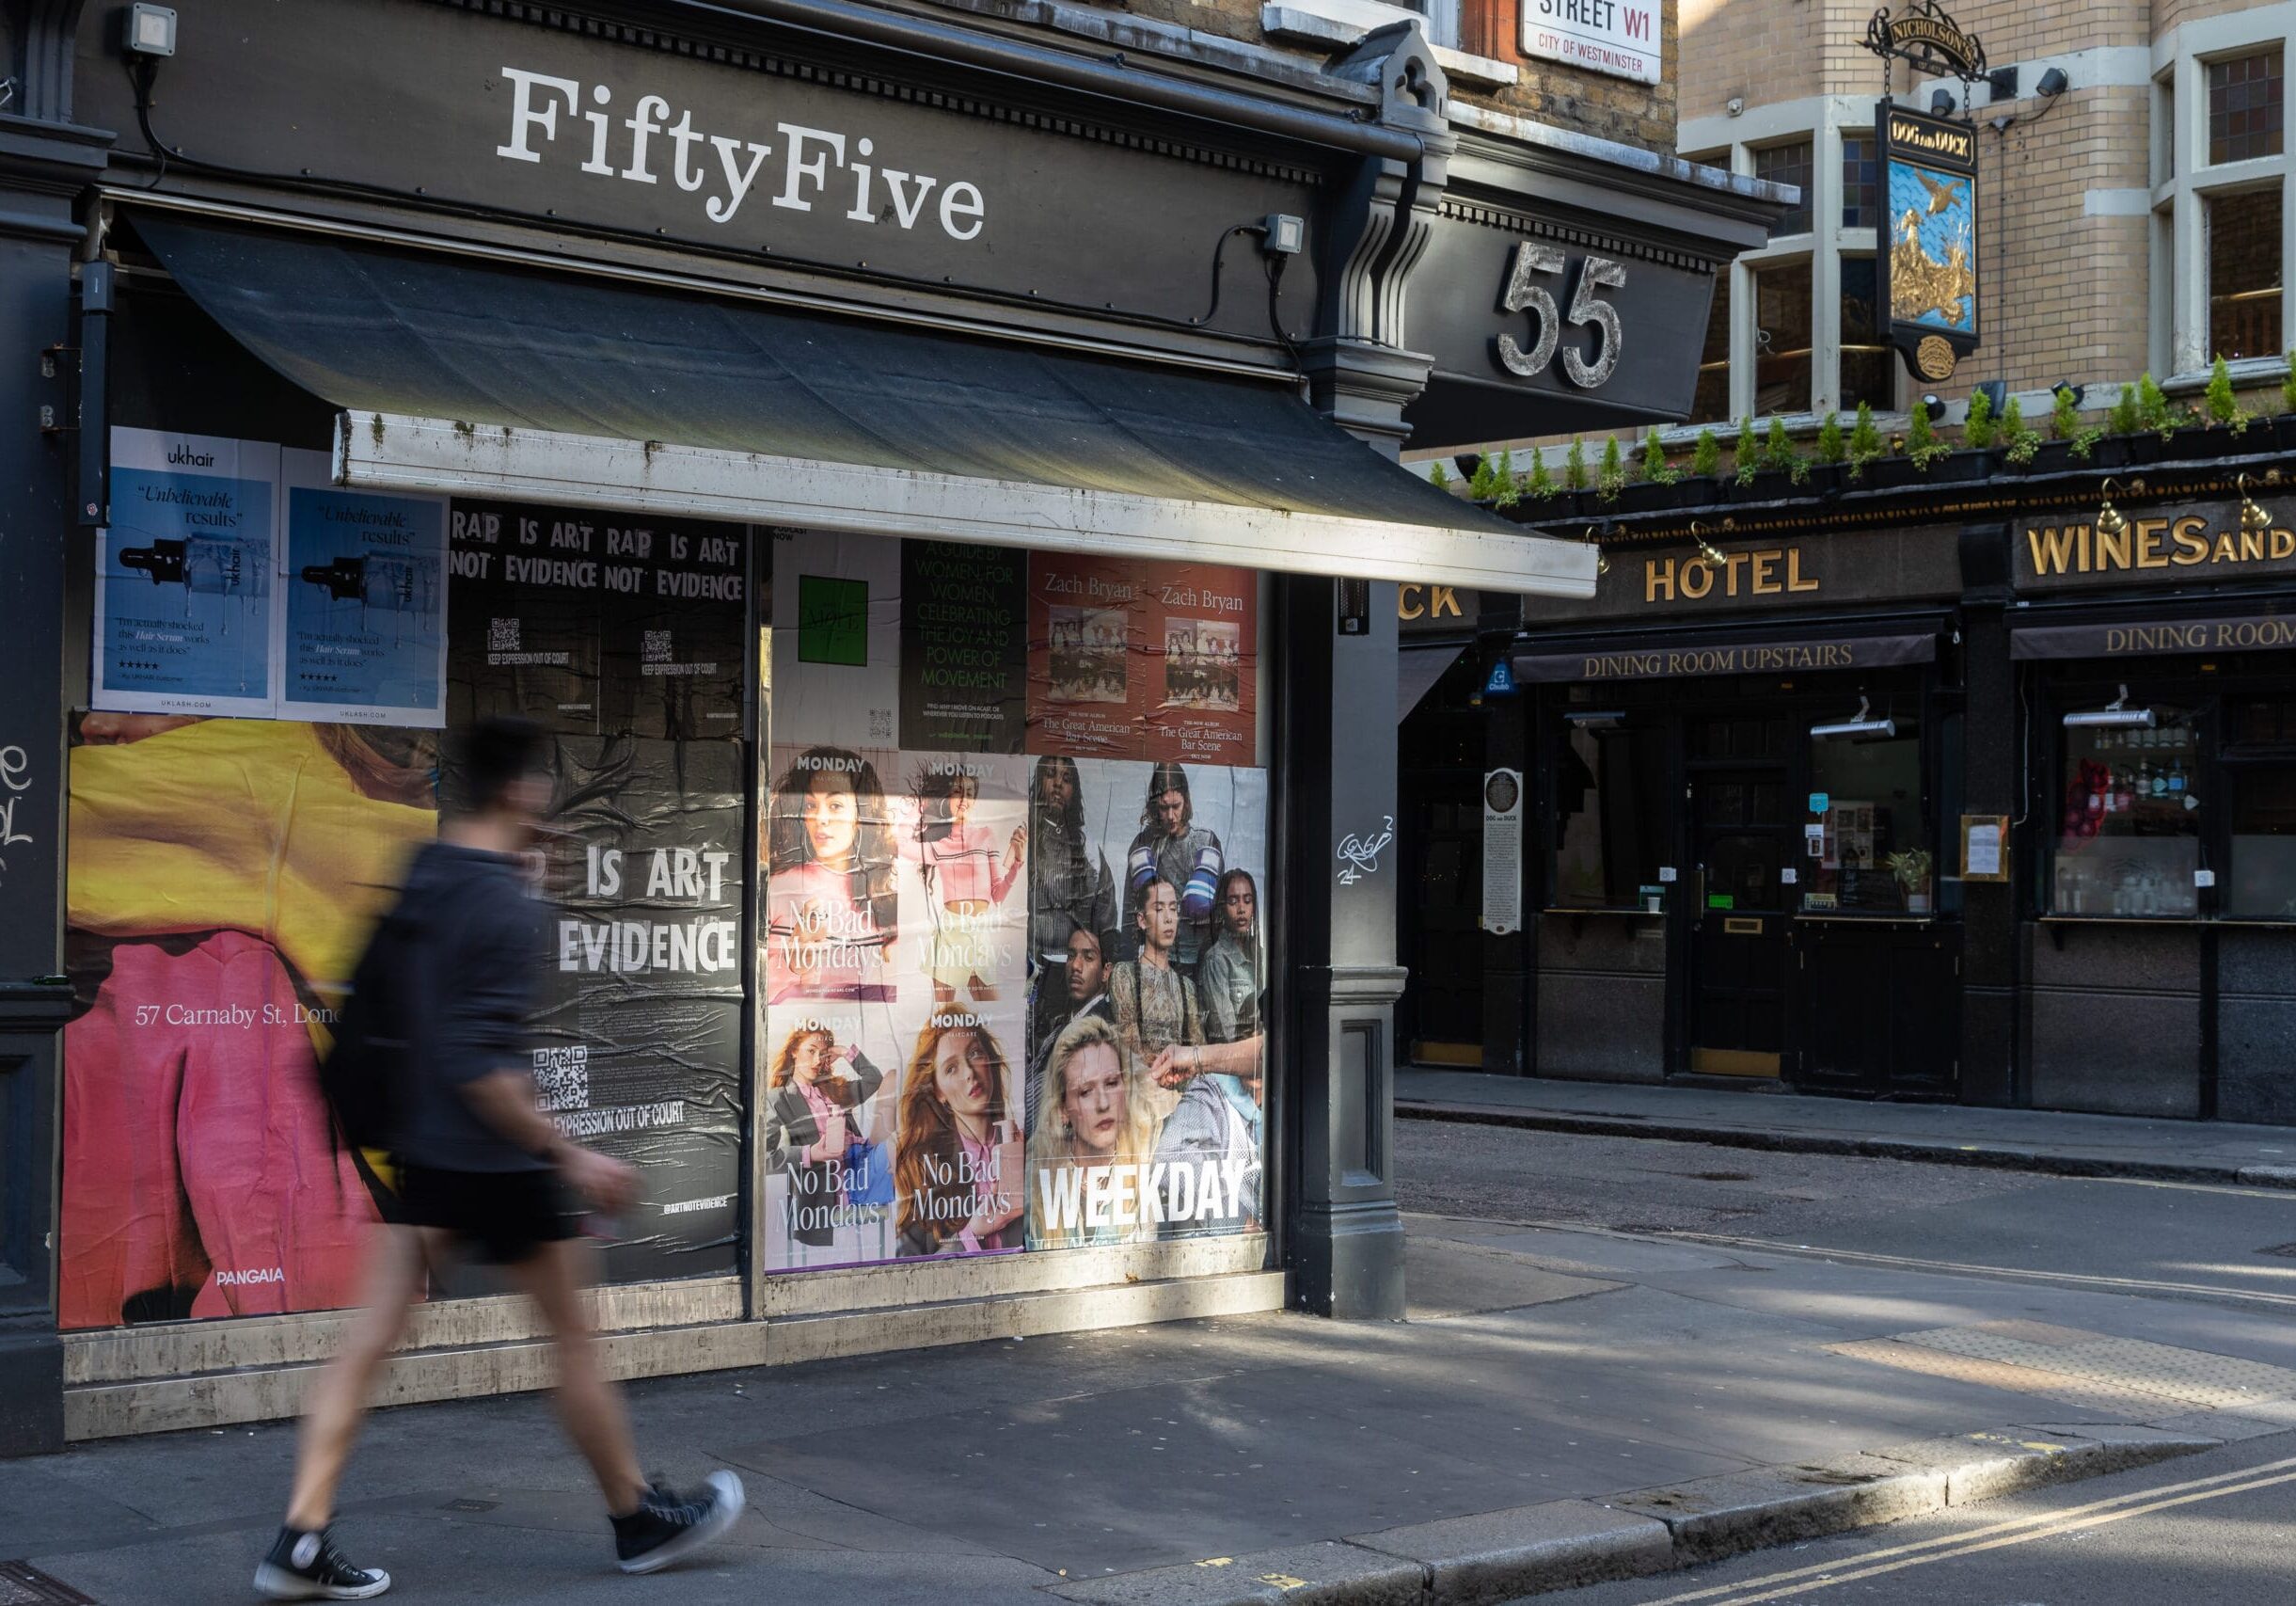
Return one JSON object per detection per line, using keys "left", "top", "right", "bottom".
{"left": 1687, "top": 766, "right": 1792, "bottom": 1077}
{"left": 1398, "top": 770, "right": 1485, "bottom": 1065}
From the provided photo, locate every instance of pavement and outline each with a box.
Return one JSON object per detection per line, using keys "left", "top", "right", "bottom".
{"left": 8, "top": 1202, "right": 2296, "bottom": 1606}
{"left": 1397, "top": 1067, "right": 2296, "bottom": 1187}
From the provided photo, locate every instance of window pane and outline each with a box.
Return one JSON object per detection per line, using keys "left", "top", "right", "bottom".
{"left": 1839, "top": 255, "right": 1893, "bottom": 413}
{"left": 1555, "top": 723, "right": 1670, "bottom": 909}
{"left": 1690, "top": 271, "right": 1732, "bottom": 424}
{"left": 1756, "top": 141, "right": 1813, "bottom": 236}
{"left": 1803, "top": 725, "right": 1928, "bottom": 914}
{"left": 2209, "top": 50, "right": 2284, "bottom": 165}
{"left": 1841, "top": 134, "right": 1880, "bottom": 229}
{"left": 2053, "top": 708, "right": 2201, "bottom": 916}
{"left": 2208, "top": 187, "right": 2282, "bottom": 360}
{"left": 1752, "top": 262, "right": 1813, "bottom": 416}
{"left": 2228, "top": 761, "right": 2296, "bottom": 917}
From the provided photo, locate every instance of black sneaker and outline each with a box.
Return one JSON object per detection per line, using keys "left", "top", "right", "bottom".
{"left": 253, "top": 1524, "right": 391, "bottom": 1599}
{"left": 610, "top": 1470, "right": 746, "bottom": 1574}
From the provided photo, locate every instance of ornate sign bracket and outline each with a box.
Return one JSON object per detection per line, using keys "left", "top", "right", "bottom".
{"left": 1863, "top": 1, "right": 1987, "bottom": 89}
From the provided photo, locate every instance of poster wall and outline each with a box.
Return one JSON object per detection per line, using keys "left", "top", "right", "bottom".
{"left": 764, "top": 529, "right": 1267, "bottom": 1272}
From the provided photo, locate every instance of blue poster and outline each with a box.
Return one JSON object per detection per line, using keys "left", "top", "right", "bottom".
{"left": 93, "top": 429, "right": 279, "bottom": 717}
{"left": 278, "top": 451, "right": 448, "bottom": 727}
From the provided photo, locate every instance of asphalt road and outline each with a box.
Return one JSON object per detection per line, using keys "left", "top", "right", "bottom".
{"left": 1393, "top": 1116, "right": 2296, "bottom": 1314}
{"left": 1544, "top": 1430, "right": 2296, "bottom": 1605}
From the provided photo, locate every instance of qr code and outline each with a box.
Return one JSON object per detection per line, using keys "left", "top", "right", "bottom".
{"left": 531, "top": 1044, "right": 590, "bottom": 1113}
{"left": 489, "top": 617, "right": 520, "bottom": 651}
{"left": 643, "top": 629, "right": 673, "bottom": 663}
{"left": 868, "top": 708, "right": 894, "bottom": 739}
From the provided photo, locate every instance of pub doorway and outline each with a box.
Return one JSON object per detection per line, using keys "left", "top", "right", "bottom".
{"left": 1684, "top": 716, "right": 1793, "bottom": 1077}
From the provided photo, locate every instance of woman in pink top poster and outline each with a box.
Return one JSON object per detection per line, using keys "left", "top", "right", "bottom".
{"left": 765, "top": 745, "right": 899, "bottom": 1004}
{"left": 893, "top": 1011, "right": 1023, "bottom": 1258}
{"left": 896, "top": 762, "right": 1026, "bottom": 1007}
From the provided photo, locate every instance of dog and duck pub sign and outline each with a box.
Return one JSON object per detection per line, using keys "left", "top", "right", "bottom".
{"left": 1877, "top": 100, "right": 1978, "bottom": 381}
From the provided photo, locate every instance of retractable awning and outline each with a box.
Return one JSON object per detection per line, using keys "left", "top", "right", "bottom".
{"left": 136, "top": 217, "right": 1594, "bottom": 597}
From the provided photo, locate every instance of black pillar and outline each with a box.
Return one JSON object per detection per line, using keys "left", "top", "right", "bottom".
{"left": 1957, "top": 524, "right": 2019, "bottom": 1107}
{"left": 1282, "top": 576, "right": 1407, "bottom": 1319}
{"left": 0, "top": 0, "right": 109, "bottom": 1454}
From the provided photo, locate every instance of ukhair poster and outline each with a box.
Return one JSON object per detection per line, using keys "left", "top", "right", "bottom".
{"left": 93, "top": 429, "right": 278, "bottom": 720}
{"left": 277, "top": 450, "right": 448, "bottom": 728}
{"left": 770, "top": 527, "right": 900, "bottom": 750}
{"left": 1025, "top": 756, "right": 1267, "bottom": 1248}
{"left": 1024, "top": 554, "right": 1257, "bottom": 764}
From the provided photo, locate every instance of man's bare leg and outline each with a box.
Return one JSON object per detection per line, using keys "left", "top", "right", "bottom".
{"left": 503, "top": 1237, "right": 646, "bottom": 1516}
{"left": 284, "top": 1225, "right": 431, "bottom": 1531}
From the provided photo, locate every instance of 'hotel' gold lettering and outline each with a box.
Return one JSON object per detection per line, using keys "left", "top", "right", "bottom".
{"left": 1645, "top": 547, "right": 1819, "bottom": 603}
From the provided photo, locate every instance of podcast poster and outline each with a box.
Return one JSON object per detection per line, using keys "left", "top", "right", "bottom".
{"left": 1024, "top": 555, "right": 1258, "bottom": 764}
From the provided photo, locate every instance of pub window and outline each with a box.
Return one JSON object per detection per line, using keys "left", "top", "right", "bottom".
{"left": 1839, "top": 255, "right": 1893, "bottom": 414}
{"left": 2208, "top": 50, "right": 2284, "bottom": 166}
{"left": 2052, "top": 700, "right": 2201, "bottom": 917}
{"left": 1755, "top": 140, "right": 1814, "bottom": 237}
{"left": 1841, "top": 134, "right": 1880, "bottom": 229}
{"left": 1752, "top": 261, "right": 1814, "bottom": 417}
{"left": 2225, "top": 696, "right": 2296, "bottom": 919}
{"left": 2207, "top": 186, "right": 2282, "bottom": 360}
{"left": 1804, "top": 712, "right": 1928, "bottom": 914}
{"left": 1690, "top": 270, "right": 1733, "bottom": 424}
{"left": 1554, "top": 718, "right": 1670, "bottom": 910}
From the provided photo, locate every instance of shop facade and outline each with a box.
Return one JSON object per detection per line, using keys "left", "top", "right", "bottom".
{"left": 1400, "top": 465, "right": 2296, "bottom": 1126}
{"left": 0, "top": 1, "right": 1771, "bottom": 1455}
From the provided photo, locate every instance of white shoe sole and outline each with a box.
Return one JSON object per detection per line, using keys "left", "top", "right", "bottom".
{"left": 617, "top": 1470, "right": 746, "bottom": 1575}
{"left": 252, "top": 1559, "right": 393, "bottom": 1599}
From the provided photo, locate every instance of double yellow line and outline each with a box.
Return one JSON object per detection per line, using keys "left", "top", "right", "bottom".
{"left": 1636, "top": 1452, "right": 2296, "bottom": 1603}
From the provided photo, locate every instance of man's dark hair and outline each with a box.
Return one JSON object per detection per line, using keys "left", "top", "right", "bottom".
{"left": 453, "top": 716, "right": 549, "bottom": 815}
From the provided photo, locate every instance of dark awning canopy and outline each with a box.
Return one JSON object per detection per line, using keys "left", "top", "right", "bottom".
{"left": 1515, "top": 630, "right": 1937, "bottom": 683}
{"left": 134, "top": 215, "right": 1595, "bottom": 596}
{"left": 2011, "top": 613, "right": 2296, "bottom": 660}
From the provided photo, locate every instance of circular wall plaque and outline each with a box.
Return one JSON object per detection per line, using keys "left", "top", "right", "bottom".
{"left": 1916, "top": 335, "right": 1957, "bottom": 381}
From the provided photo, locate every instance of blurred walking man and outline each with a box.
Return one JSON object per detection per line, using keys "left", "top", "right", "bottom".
{"left": 256, "top": 718, "right": 742, "bottom": 1600}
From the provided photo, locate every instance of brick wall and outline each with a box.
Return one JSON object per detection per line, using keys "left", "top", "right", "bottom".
{"left": 1679, "top": 0, "right": 1816, "bottom": 126}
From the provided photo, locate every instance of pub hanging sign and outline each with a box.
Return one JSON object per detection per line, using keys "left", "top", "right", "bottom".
{"left": 1862, "top": 0, "right": 1986, "bottom": 81}
{"left": 1877, "top": 99, "right": 1979, "bottom": 382}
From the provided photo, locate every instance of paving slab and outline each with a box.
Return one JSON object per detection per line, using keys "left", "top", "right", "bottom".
{"left": 1609, "top": 1461, "right": 1949, "bottom": 1564}
{"left": 1048, "top": 1542, "right": 1422, "bottom": 1606}
{"left": 1347, "top": 1498, "right": 1673, "bottom": 1605}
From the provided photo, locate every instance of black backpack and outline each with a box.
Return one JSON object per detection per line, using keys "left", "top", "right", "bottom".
{"left": 320, "top": 898, "right": 420, "bottom": 1152}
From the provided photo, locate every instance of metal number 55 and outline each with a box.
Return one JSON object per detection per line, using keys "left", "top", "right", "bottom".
{"left": 1495, "top": 244, "right": 1626, "bottom": 390}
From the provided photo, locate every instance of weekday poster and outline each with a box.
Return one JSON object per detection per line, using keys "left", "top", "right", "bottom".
{"left": 93, "top": 429, "right": 277, "bottom": 718}
{"left": 279, "top": 451, "right": 448, "bottom": 726}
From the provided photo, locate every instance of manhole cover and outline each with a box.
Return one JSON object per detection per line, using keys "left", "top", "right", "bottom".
{"left": 0, "top": 1562, "right": 101, "bottom": 1605}
{"left": 443, "top": 1498, "right": 500, "bottom": 1513}
{"left": 2258, "top": 1243, "right": 2296, "bottom": 1257}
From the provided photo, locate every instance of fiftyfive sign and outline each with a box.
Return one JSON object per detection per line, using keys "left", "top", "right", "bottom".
{"left": 495, "top": 66, "right": 988, "bottom": 240}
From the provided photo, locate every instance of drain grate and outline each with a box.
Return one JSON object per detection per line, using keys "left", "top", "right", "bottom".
{"left": 442, "top": 1498, "right": 500, "bottom": 1513}
{"left": 0, "top": 1562, "right": 101, "bottom": 1605}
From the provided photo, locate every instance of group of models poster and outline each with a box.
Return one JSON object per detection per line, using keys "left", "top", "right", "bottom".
{"left": 762, "top": 531, "right": 1267, "bottom": 1271}
{"left": 56, "top": 475, "right": 1267, "bottom": 1331}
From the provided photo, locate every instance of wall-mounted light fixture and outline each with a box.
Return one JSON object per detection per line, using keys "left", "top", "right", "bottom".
{"left": 2238, "top": 473, "right": 2272, "bottom": 535}
{"left": 1972, "top": 380, "right": 2008, "bottom": 417}
{"left": 1688, "top": 520, "right": 1728, "bottom": 566}
{"left": 1920, "top": 394, "right": 1948, "bottom": 421}
{"left": 124, "top": 4, "right": 177, "bottom": 56}
{"left": 1929, "top": 88, "right": 1957, "bottom": 117}
{"left": 2051, "top": 381, "right": 2085, "bottom": 406}
{"left": 1564, "top": 710, "right": 1626, "bottom": 728}
{"left": 2064, "top": 683, "right": 2156, "bottom": 730}
{"left": 2096, "top": 477, "right": 2128, "bottom": 542}
{"left": 1582, "top": 525, "right": 1609, "bottom": 577}
{"left": 1812, "top": 695, "right": 1896, "bottom": 741}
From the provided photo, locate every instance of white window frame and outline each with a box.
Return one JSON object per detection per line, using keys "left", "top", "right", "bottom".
{"left": 1680, "top": 97, "right": 1904, "bottom": 422}
{"left": 2154, "top": 14, "right": 2295, "bottom": 375}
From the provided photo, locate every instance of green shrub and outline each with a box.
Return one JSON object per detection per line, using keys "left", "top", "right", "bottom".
{"left": 1492, "top": 448, "right": 1521, "bottom": 507}
{"left": 2003, "top": 395, "right": 2041, "bottom": 466}
{"left": 1597, "top": 437, "right": 1626, "bottom": 500}
{"left": 1846, "top": 403, "right": 1884, "bottom": 479}
{"left": 1639, "top": 429, "right": 1682, "bottom": 485}
{"left": 1427, "top": 459, "right": 1450, "bottom": 489}
{"left": 1762, "top": 417, "right": 1809, "bottom": 484}
{"left": 2205, "top": 356, "right": 2252, "bottom": 435}
{"left": 1815, "top": 410, "right": 1845, "bottom": 465}
{"left": 2135, "top": 373, "right": 2176, "bottom": 440}
{"left": 1466, "top": 453, "right": 1498, "bottom": 501}
{"left": 1962, "top": 386, "right": 1997, "bottom": 450}
{"left": 1733, "top": 417, "right": 1758, "bottom": 486}
{"left": 1527, "top": 451, "right": 1558, "bottom": 500}
{"left": 1564, "top": 437, "right": 1589, "bottom": 492}
{"left": 1691, "top": 428, "right": 1722, "bottom": 479}
{"left": 1906, "top": 403, "right": 1951, "bottom": 469}
{"left": 2107, "top": 383, "right": 2141, "bottom": 437}
{"left": 2050, "top": 386, "right": 2081, "bottom": 441}
{"left": 2284, "top": 349, "right": 2296, "bottom": 415}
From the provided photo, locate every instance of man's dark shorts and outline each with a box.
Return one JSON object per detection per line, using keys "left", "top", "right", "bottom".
{"left": 395, "top": 1164, "right": 581, "bottom": 1264}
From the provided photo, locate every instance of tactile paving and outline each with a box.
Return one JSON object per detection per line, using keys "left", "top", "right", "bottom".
{"left": 1829, "top": 1321, "right": 2296, "bottom": 1413}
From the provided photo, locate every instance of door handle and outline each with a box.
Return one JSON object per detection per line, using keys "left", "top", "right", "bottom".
{"left": 1692, "top": 867, "right": 1707, "bottom": 926}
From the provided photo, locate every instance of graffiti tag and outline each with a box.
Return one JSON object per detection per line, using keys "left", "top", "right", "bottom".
{"left": 1336, "top": 815, "right": 1394, "bottom": 885}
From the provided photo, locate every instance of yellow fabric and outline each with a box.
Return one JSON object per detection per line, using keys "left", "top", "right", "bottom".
{"left": 69, "top": 720, "right": 437, "bottom": 1003}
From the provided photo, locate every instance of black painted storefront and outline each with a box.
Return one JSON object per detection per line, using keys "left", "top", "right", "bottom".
{"left": 1398, "top": 472, "right": 2296, "bottom": 1122}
